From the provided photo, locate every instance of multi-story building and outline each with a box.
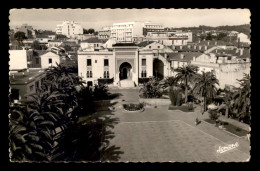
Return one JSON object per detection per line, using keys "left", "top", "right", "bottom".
{"left": 78, "top": 43, "right": 172, "bottom": 87}
{"left": 10, "top": 69, "right": 46, "bottom": 102}
{"left": 174, "top": 31, "right": 193, "bottom": 42}
{"left": 77, "top": 41, "right": 251, "bottom": 90}
{"left": 98, "top": 26, "right": 111, "bottom": 40}
{"left": 110, "top": 22, "right": 144, "bottom": 43}
{"left": 56, "top": 21, "right": 83, "bottom": 38}
{"left": 143, "top": 22, "right": 164, "bottom": 36}
{"left": 191, "top": 48, "right": 250, "bottom": 89}
{"left": 80, "top": 37, "right": 104, "bottom": 51}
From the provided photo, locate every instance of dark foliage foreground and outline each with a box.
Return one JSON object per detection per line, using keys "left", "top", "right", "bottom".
{"left": 9, "top": 64, "right": 123, "bottom": 162}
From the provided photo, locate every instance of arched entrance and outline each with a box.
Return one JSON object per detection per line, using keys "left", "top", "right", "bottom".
{"left": 119, "top": 62, "right": 132, "bottom": 80}
{"left": 153, "top": 59, "right": 164, "bottom": 80}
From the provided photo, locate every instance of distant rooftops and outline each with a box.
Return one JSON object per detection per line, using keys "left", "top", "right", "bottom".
{"left": 137, "top": 41, "right": 155, "bottom": 47}
{"left": 112, "top": 43, "right": 137, "bottom": 47}
{"left": 165, "top": 52, "right": 203, "bottom": 62}
{"left": 81, "top": 37, "right": 104, "bottom": 43}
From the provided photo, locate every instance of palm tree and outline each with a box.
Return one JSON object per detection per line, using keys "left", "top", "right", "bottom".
{"left": 43, "top": 63, "right": 85, "bottom": 120}
{"left": 193, "top": 71, "right": 219, "bottom": 113}
{"left": 9, "top": 90, "right": 66, "bottom": 161}
{"left": 175, "top": 64, "right": 199, "bottom": 103}
{"left": 232, "top": 74, "right": 250, "bottom": 122}
{"left": 162, "top": 76, "right": 177, "bottom": 89}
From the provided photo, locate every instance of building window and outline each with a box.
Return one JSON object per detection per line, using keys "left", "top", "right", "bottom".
{"left": 104, "top": 71, "right": 110, "bottom": 78}
{"left": 158, "top": 46, "right": 160, "bottom": 48}
{"left": 95, "top": 60, "right": 97, "bottom": 63}
{"left": 36, "top": 58, "right": 39, "bottom": 64}
{"left": 149, "top": 46, "right": 151, "bottom": 49}
{"left": 87, "top": 59, "right": 92, "bottom": 66}
{"left": 48, "top": 58, "right": 52, "bottom": 64}
{"left": 142, "top": 59, "right": 146, "bottom": 66}
{"left": 90, "top": 71, "right": 92, "bottom": 78}
{"left": 104, "top": 59, "right": 109, "bottom": 66}
{"left": 141, "top": 70, "right": 147, "bottom": 78}
{"left": 29, "top": 85, "right": 34, "bottom": 91}
{"left": 86, "top": 71, "right": 93, "bottom": 78}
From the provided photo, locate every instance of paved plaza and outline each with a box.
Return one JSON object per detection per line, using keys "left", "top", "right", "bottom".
{"left": 104, "top": 88, "right": 251, "bottom": 162}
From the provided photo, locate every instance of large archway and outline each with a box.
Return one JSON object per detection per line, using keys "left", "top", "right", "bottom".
{"left": 119, "top": 62, "right": 132, "bottom": 80}
{"left": 153, "top": 59, "right": 164, "bottom": 80}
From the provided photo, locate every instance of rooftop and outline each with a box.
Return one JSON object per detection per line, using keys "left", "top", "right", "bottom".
{"left": 112, "top": 43, "right": 137, "bottom": 47}
{"left": 27, "top": 50, "right": 49, "bottom": 57}
{"left": 10, "top": 69, "right": 45, "bottom": 85}
{"left": 81, "top": 37, "right": 104, "bottom": 43}
{"left": 165, "top": 52, "right": 203, "bottom": 62}
{"left": 137, "top": 41, "right": 155, "bottom": 47}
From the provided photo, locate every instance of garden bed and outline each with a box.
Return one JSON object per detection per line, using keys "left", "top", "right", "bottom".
{"left": 204, "top": 118, "right": 216, "bottom": 124}
{"left": 168, "top": 105, "right": 194, "bottom": 112}
{"left": 222, "top": 122, "right": 249, "bottom": 137}
{"left": 122, "top": 103, "right": 145, "bottom": 112}
{"left": 204, "top": 119, "right": 249, "bottom": 137}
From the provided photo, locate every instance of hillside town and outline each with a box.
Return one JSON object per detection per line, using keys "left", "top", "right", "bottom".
{"left": 9, "top": 9, "right": 251, "bottom": 162}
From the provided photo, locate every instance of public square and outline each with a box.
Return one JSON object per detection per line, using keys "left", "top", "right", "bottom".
{"left": 99, "top": 89, "right": 251, "bottom": 162}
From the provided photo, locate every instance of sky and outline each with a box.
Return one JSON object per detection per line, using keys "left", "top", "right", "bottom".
{"left": 9, "top": 9, "right": 251, "bottom": 31}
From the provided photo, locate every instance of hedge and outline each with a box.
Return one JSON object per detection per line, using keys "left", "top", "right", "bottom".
{"left": 97, "top": 78, "right": 114, "bottom": 85}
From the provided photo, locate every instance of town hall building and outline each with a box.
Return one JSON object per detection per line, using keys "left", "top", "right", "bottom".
{"left": 77, "top": 43, "right": 171, "bottom": 87}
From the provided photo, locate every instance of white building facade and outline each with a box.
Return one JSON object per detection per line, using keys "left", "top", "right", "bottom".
{"left": 56, "top": 21, "right": 83, "bottom": 38}
{"left": 78, "top": 44, "right": 171, "bottom": 87}
{"left": 110, "top": 22, "right": 144, "bottom": 43}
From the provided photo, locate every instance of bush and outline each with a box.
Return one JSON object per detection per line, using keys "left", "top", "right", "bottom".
{"left": 169, "top": 86, "right": 183, "bottom": 106}
{"left": 209, "top": 110, "right": 219, "bottom": 120}
{"left": 97, "top": 78, "right": 114, "bottom": 85}
{"left": 93, "top": 83, "right": 109, "bottom": 100}
{"left": 123, "top": 103, "right": 144, "bottom": 111}
{"left": 139, "top": 78, "right": 163, "bottom": 98}
{"left": 138, "top": 78, "right": 150, "bottom": 84}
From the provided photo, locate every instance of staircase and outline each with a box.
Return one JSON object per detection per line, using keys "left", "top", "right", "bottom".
{"left": 119, "top": 80, "right": 135, "bottom": 88}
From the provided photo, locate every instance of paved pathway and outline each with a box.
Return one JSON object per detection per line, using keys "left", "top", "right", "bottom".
{"left": 104, "top": 88, "right": 251, "bottom": 162}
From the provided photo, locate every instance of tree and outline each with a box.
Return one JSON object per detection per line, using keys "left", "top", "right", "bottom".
{"left": 88, "top": 28, "right": 95, "bottom": 34}
{"left": 218, "top": 89, "right": 234, "bottom": 118}
{"left": 14, "top": 31, "right": 27, "bottom": 42}
{"left": 31, "top": 40, "right": 41, "bottom": 50}
{"left": 193, "top": 71, "right": 219, "bottom": 113}
{"left": 9, "top": 90, "right": 68, "bottom": 161}
{"left": 206, "top": 32, "right": 212, "bottom": 40}
{"left": 232, "top": 74, "right": 250, "bottom": 123}
{"left": 14, "top": 32, "right": 27, "bottom": 47}
{"left": 139, "top": 77, "right": 163, "bottom": 98}
{"left": 10, "top": 64, "right": 85, "bottom": 161}
{"left": 83, "top": 28, "right": 95, "bottom": 34}
{"left": 175, "top": 64, "right": 199, "bottom": 103}
{"left": 162, "top": 76, "right": 177, "bottom": 89}
{"left": 63, "top": 45, "right": 72, "bottom": 52}
{"left": 217, "top": 32, "right": 227, "bottom": 40}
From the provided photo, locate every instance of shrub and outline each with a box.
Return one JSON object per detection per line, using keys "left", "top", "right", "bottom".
{"left": 138, "top": 78, "right": 150, "bottom": 84}
{"left": 169, "top": 86, "right": 183, "bottom": 106}
{"left": 209, "top": 110, "right": 219, "bottom": 120}
{"left": 97, "top": 78, "right": 114, "bottom": 85}
{"left": 139, "top": 78, "right": 163, "bottom": 98}
{"left": 93, "top": 83, "right": 109, "bottom": 100}
{"left": 123, "top": 103, "right": 144, "bottom": 111}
